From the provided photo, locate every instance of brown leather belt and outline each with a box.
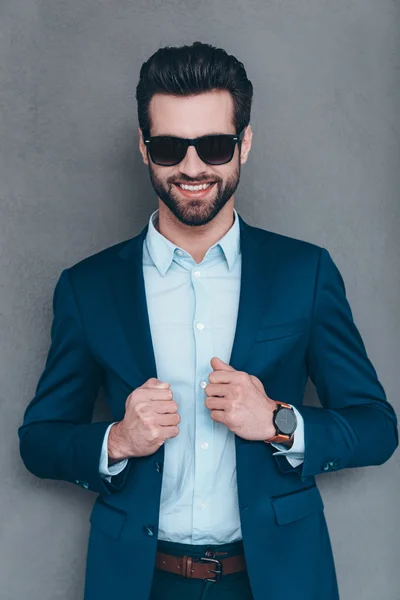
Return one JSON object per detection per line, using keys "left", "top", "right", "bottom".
{"left": 155, "top": 549, "right": 246, "bottom": 583}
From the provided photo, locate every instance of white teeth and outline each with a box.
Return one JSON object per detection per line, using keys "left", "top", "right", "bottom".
{"left": 177, "top": 183, "right": 213, "bottom": 191}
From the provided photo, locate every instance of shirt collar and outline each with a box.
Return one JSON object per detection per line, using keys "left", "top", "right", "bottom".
{"left": 145, "top": 207, "right": 241, "bottom": 276}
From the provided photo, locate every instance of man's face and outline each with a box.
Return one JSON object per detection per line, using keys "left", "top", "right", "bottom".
{"left": 138, "top": 90, "right": 252, "bottom": 227}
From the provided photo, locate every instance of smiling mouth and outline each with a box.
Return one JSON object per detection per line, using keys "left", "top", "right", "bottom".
{"left": 173, "top": 182, "right": 217, "bottom": 197}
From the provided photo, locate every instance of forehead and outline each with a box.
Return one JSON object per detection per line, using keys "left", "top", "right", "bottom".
{"left": 148, "top": 90, "right": 235, "bottom": 136}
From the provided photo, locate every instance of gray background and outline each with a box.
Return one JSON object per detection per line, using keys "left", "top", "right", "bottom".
{"left": 1, "top": 1, "right": 399, "bottom": 599}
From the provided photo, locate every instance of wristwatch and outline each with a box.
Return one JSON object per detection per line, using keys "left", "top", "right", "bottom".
{"left": 264, "top": 401, "right": 298, "bottom": 444}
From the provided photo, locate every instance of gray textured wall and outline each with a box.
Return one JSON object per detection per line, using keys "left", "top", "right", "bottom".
{"left": 1, "top": 1, "right": 399, "bottom": 599}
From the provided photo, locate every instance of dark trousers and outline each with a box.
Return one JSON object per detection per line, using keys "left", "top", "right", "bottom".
{"left": 149, "top": 539, "right": 254, "bottom": 600}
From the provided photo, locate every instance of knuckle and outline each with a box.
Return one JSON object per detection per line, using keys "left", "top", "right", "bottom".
{"left": 149, "top": 425, "right": 159, "bottom": 441}
{"left": 134, "top": 403, "right": 143, "bottom": 415}
{"left": 138, "top": 404, "right": 154, "bottom": 421}
{"left": 233, "top": 384, "right": 241, "bottom": 397}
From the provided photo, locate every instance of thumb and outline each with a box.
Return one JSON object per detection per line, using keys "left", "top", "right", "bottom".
{"left": 142, "top": 378, "right": 170, "bottom": 389}
{"left": 210, "top": 356, "right": 235, "bottom": 371}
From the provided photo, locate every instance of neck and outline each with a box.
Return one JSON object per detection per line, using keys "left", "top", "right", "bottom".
{"left": 155, "top": 201, "right": 235, "bottom": 264}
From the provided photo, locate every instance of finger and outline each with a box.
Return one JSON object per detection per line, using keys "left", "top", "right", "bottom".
{"left": 205, "top": 383, "right": 228, "bottom": 397}
{"left": 145, "top": 388, "right": 174, "bottom": 400}
{"left": 208, "top": 372, "right": 235, "bottom": 384}
{"left": 142, "top": 379, "right": 170, "bottom": 388}
{"left": 210, "top": 410, "right": 225, "bottom": 423}
{"left": 152, "top": 400, "right": 178, "bottom": 413}
{"left": 156, "top": 413, "right": 181, "bottom": 426}
{"left": 160, "top": 425, "right": 180, "bottom": 440}
{"left": 205, "top": 397, "right": 229, "bottom": 410}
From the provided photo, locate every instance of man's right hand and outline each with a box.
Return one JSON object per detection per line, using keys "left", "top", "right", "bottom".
{"left": 107, "top": 378, "right": 180, "bottom": 461}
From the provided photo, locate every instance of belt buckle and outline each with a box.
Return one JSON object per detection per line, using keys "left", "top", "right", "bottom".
{"left": 199, "top": 556, "right": 223, "bottom": 583}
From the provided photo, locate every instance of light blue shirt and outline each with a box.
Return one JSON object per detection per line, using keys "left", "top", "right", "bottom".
{"left": 99, "top": 208, "right": 305, "bottom": 543}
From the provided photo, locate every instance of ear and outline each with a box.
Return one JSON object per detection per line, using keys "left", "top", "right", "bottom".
{"left": 239, "top": 124, "right": 253, "bottom": 166}
{"left": 138, "top": 127, "right": 149, "bottom": 165}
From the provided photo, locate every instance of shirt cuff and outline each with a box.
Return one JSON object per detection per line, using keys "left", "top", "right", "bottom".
{"left": 99, "top": 422, "right": 129, "bottom": 482}
{"left": 270, "top": 405, "right": 305, "bottom": 468}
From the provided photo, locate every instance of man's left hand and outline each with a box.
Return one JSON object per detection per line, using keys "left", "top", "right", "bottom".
{"left": 204, "top": 356, "right": 277, "bottom": 441}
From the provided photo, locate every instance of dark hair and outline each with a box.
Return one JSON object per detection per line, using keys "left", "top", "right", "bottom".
{"left": 136, "top": 41, "right": 253, "bottom": 139}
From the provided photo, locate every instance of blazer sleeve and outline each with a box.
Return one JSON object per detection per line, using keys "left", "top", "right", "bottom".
{"left": 18, "top": 268, "right": 132, "bottom": 495}
{"left": 99, "top": 422, "right": 129, "bottom": 482}
{"left": 274, "top": 247, "right": 399, "bottom": 478}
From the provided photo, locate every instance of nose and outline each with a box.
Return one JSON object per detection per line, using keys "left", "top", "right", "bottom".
{"left": 178, "top": 145, "right": 209, "bottom": 179}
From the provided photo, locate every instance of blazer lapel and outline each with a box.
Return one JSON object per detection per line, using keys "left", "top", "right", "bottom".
{"left": 107, "top": 212, "right": 280, "bottom": 391}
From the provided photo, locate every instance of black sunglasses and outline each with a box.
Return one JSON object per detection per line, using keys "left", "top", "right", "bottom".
{"left": 143, "top": 128, "right": 245, "bottom": 166}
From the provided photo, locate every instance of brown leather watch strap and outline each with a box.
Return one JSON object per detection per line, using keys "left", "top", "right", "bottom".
{"left": 264, "top": 401, "right": 294, "bottom": 444}
{"left": 155, "top": 550, "right": 246, "bottom": 580}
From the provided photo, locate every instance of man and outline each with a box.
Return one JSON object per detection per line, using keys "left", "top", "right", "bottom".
{"left": 18, "top": 41, "right": 398, "bottom": 600}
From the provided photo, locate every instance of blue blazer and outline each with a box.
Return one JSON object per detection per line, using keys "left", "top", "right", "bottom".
{"left": 18, "top": 212, "right": 398, "bottom": 600}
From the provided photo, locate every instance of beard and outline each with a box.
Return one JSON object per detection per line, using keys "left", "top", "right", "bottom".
{"left": 147, "top": 159, "right": 241, "bottom": 227}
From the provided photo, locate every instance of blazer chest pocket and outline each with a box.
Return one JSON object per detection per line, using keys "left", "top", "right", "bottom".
{"left": 271, "top": 484, "right": 324, "bottom": 525}
{"left": 90, "top": 499, "right": 128, "bottom": 540}
{"left": 255, "top": 317, "right": 307, "bottom": 342}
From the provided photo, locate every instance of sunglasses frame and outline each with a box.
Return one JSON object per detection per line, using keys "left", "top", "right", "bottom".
{"left": 143, "top": 128, "right": 246, "bottom": 166}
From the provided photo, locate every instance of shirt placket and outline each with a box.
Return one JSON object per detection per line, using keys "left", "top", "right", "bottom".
{"left": 189, "top": 258, "right": 215, "bottom": 541}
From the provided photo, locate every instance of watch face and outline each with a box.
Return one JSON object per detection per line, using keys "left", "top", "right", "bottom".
{"left": 275, "top": 407, "right": 297, "bottom": 435}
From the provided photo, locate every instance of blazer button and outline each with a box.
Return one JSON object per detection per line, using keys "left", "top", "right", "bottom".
{"left": 143, "top": 525, "right": 154, "bottom": 536}
{"left": 322, "top": 463, "right": 331, "bottom": 471}
{"left": 155, "top": 462, "right": 162, "bottom": 474}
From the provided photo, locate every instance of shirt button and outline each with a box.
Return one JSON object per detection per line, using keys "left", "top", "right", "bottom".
{"left": 194, "top": 271, "right": 201, "bottom": 277}
{"left": 199, "top": 503, "right": 206, "bottom": 509}
{"left": 196, "top": 323, "right": 205, "bottom": 330}
{"left": 177, "top": 250, "right": 184, "bottom": 256}
{"left": 200, "top": 442, "right": 209, "bottom": 450}
{"left": 200, "top": 381, "right": 207, "bottom": 389}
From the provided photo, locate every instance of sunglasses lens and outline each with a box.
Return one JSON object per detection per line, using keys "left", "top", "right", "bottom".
{"left": 148, "top": 135, "right": 237, "bottom": 166}
{"left": 149, "top": 137, "right": 187, "bottom": 166}
{"left": 197, "top": 136, "right": 235, "bottom": 164}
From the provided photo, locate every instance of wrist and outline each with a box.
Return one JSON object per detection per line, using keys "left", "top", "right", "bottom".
{"left": 108, "top": 422, "right": 131, "bottom": 463}
{"left": 264, "top": 401, "right": 297, "bottom": 445}
{"left": 277, "top": 433, "right": 294, "bottom": 448}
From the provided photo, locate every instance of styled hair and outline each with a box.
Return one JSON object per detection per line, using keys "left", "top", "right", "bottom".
{"left": 135, "top": 41, "right": 253, "bottom": 139}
